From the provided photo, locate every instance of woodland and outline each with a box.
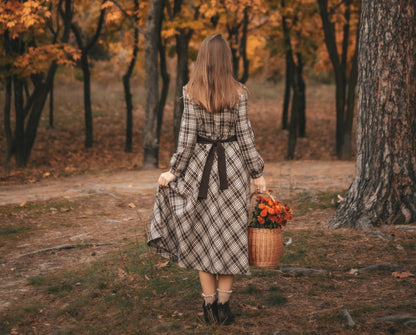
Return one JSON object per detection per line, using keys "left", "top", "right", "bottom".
{"left": 0, "top": 0, "right": 416, "bottom": 333}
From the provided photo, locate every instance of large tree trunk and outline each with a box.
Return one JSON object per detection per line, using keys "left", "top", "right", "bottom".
{"left": 327, "top": 0, "right": 416, "bottom": 229}
{"left": 143, "top": 0, "right": 164, "bottom": 169}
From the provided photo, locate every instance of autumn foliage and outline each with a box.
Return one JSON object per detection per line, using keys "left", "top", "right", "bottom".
{"left": 0, "top": 0, "right": 361, "bottom": 169}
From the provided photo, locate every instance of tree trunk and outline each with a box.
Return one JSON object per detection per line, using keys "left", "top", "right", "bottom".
{"left": 282, "top": 49, "right": 292, "bottom": 130}
{"left": 80, "top": 53, "right": 93, "bottom": 148}
{"left": 13, "top": 77, "right": 26, "bottom": 167}
{"left": 173, "top": 30, "right": 191, "bottom": 147}
{"left": 49, "top": 72, "right": 55, "bottom": 128}
{"left": 327, "top": 0, "right": 416, "bottom": 229}
{"left": 123, "top": 0, "right": 139, "bottom": 153}
{"left": 318, "top": 0, "right": 357, "bottom": 159}
{"left": 239, "top": 7, "right": 249, "bottom": 84}
{"left": 342, "top": 34, "right": 359, "bottom": 159}
{"left": 3, "top": 76, "right": 13, "bottom": 170}
{"left": 156, "top": 34, "right": 170, "bottom": 141}
{"left": 287, "top": 55, "right": 303, "bottom": 159}
{"left": 296, "top": 53, "right": 306, "bottom": 138}
{"left": 281, "top": 9, "right": 292, "bottom": 130}
{"left": 71, "top": 3, "right": 106, "bottom": 149}
{"left": 143, "top": 0, "right": 164, "bottom": 169}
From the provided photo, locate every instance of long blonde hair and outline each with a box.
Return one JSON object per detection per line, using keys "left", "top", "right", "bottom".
{"left": 186, "top": 34, "right": 243, "bottom": 113}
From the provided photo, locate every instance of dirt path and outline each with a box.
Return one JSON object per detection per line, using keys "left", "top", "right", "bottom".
{"left": 0, "top": 161, "right": 354, "bottom": 206}
{"left": 0, "top": 161, "right": 354, "bottom": 314}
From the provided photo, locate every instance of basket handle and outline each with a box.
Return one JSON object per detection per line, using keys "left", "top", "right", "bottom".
{"left": 250, "top": 190, "right": 275, "bottom": 202}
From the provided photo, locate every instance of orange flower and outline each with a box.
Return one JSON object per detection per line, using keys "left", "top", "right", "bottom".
{"left": 257, "top": 216, "right": 265, "bottom": 224}
{"left": 268, "top": 207, "right": 275, "bottom": 215}
{"left": 260, "top": 209, "right": 268, "bottom": 217}
{"left": 258, "top": 203, "right": 266, "bottom": 210}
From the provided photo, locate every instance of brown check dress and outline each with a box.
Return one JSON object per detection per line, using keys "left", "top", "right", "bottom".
{"left": 147, "top": 87, "right": 264, "bottom": 275}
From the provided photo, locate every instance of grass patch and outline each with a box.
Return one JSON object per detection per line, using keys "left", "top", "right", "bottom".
{"left": 289, "top": 191, "right": 347, "bottom": 217}
{"left": 267, "top": 291, "right": 287, "bottom": 305}
{"left": 0, "top": 226, "right": 28, "bottom": 236}
{"left": 3, "top": 241, "right": 202, "bottom": 334}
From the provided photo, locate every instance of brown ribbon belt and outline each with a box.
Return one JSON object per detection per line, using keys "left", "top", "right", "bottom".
{"left": 197, "top": 135, "right": 237, "bottom": 199}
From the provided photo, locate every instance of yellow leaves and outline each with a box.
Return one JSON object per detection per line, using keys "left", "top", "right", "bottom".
{"left": 14, "top": 44, "right": 81, "bottom": 77}
{"left": 0, "top": 0, "right": 51, "bottom": 36}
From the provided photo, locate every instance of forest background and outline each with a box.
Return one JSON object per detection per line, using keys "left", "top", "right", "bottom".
{"left": 0, "top": 0, "right": 361, "bottom": 181}
{"left": 1, "top": 1, "right": 416, "bottom": 334}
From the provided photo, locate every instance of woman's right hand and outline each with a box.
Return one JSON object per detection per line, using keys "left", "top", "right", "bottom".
{"left": 253, "top": 175, "right": 266, "bottom": 193}
{"left": 158, "top": 171, "right": 177, "bottom": 188}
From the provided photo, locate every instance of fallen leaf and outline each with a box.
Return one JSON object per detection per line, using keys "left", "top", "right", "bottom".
{"left": 347, "top": 268, "right": 358, "bottom": 275}
{"left": 128, "top": 203, "right": 136, "bottom": 208}
{"left": 392, "top": 271, "right": 415, "bottom": 279}
{"left": 43, "top": 172, "right": 51, "bottom": 178}
{"left": 144, "top": 274, "right": 150, "bottom": 280}
{"left": 155, "top": 260, "right": 169, "bottom": 269}
{"left": 19, "top": 201, "right": 27, "bottom": 207}
{"left": 118, "top": 268, "right": 127, "bottom": 278}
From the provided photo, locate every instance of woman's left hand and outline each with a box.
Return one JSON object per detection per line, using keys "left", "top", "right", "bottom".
{"left": 158, "top": 171, "right": 177, "bottom": 187}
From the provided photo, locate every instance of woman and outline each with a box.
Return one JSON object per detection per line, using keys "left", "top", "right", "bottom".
{"left": 147, "top": 33, "right": 266, "bottom": 325}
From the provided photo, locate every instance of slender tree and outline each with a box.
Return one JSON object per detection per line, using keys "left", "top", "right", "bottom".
{"left": 143, "top": 0, "right": 164, "bottom": 169}
{"left": 317, "top": 0, "right": 360, "bottom": 159}
{"left": 327, "top": 0, "right": 416, "bottom": 229}
{"left": 70, "top": 0, "right": 107, "bottom": 148}
{"left": 122, "top": 0, "right": 140, "bottom": 153}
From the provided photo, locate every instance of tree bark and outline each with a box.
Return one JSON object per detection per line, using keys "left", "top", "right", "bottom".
{"left": 123, "top": 0, "right": 139, "bottom": 153}
{"left": 3, "top": 76, "right": 13, "bottom": 170}
{"left": 318, "top": 0, "right": 358, "bottom": 159}
{"left": 156, "top": 32, "right": 170, "bottom": 141}
{"left": 327, "top": 0, "right": 416, "bottom": 229}
{"left": 49, "top": 73, "right": 55, "bottom": 128}
{"left": 239, "top": 7, "right": 249, "bottom": 84}
{"left": 173, "top": 30, "right": 191, "bottom": 147}
{"left": 281, "top": 12, "right": 292, "bottom": 131}
{"left": 143, "top": 0, "right": 164, "bottom": 169}
{"left": 296, "top": 53, "right": 306, "bottom": 138}
{"left": 71, "top": 2, "right": 106, "bottom": 148}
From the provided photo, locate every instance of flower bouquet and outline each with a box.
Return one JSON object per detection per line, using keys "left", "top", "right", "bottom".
{"left": 248, "top": 191, "right": 293, "bottom": 267}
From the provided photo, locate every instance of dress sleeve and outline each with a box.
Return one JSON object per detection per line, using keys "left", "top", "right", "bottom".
{"left": 169, "top": 88, "right": 197, "bottom": 178}
{"left": 235, "top": 92, "right": 264, "bottom": 179}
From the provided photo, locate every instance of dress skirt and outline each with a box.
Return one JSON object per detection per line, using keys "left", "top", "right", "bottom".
{"left": 147, "top": 88, "right": 264, "bottom": 275}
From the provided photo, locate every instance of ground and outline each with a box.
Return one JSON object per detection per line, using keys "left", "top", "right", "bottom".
{"left": 0, "top": 79, "right": 415, "bottom": 334}
{"left": 1, "top": 161, "right": 415, "bottom": 334}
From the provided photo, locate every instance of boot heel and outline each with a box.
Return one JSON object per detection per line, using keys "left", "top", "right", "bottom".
{"left": 203, "top": 300, "right": 218, "bottom": 324}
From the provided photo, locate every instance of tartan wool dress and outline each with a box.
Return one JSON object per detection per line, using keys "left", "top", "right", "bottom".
{"left": 147, "top": 88, "right": 264, "bottom": 275}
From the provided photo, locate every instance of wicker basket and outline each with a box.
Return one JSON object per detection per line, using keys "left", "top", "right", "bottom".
{"left": 248, "top": 227, "right": 283, "bottom": 267}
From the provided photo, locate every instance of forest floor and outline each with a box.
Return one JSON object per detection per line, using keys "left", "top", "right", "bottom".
{"left": 0, "top": 79, "right": 415, "bottom": 334}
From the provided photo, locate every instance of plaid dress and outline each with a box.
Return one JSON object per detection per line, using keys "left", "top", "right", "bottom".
{"left": 147, "top": 87, "right": 264, "bottom": 275}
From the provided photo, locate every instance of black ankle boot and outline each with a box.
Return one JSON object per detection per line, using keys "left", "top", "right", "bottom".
{"left": 203, "top": 300, "right": 218, "bottom": 324}
{"left": 217, "top": 301, "right": 234, "bottom": 325}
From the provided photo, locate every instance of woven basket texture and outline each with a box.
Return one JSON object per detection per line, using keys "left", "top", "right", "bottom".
{"left": 248, "top": 227, "right": 283, "bottom": 267}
